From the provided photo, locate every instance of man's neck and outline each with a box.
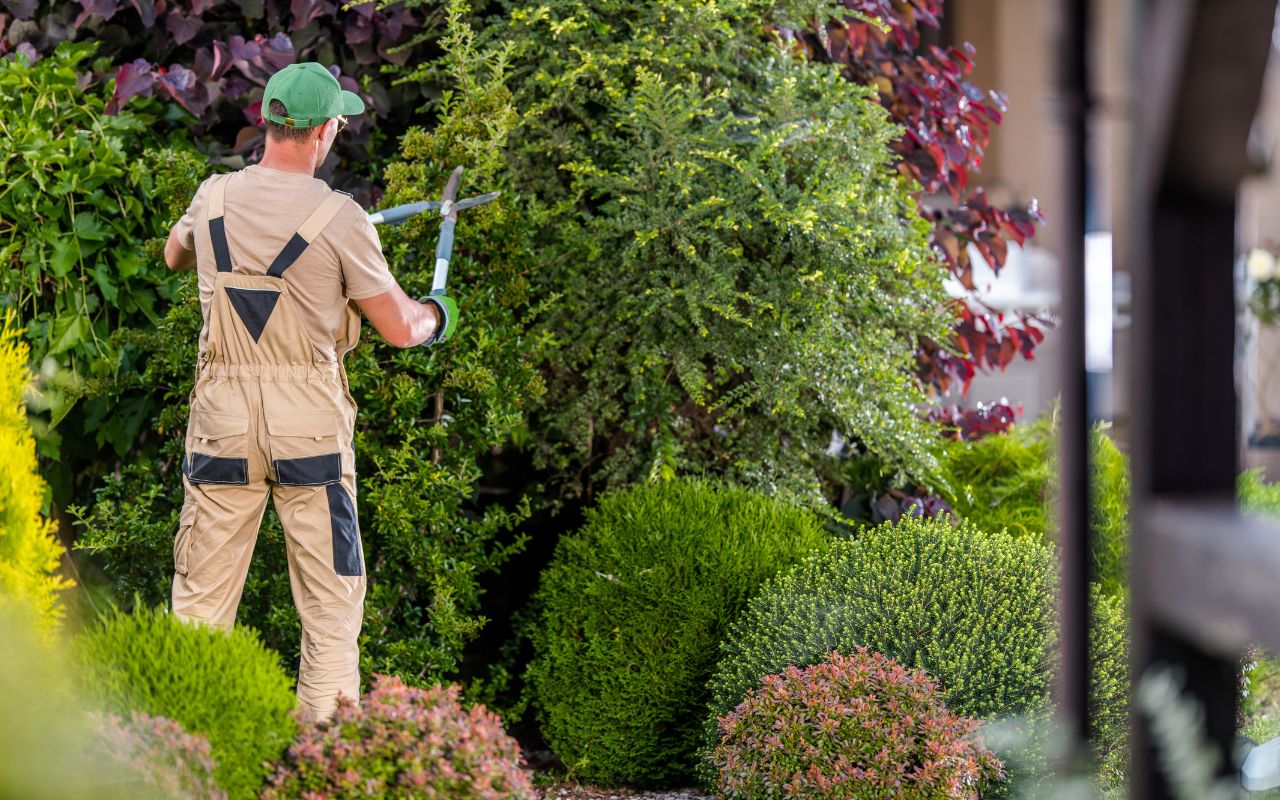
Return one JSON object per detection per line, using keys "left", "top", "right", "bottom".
{"left": 257, "top": 145, "right": 320, "bottom": 176}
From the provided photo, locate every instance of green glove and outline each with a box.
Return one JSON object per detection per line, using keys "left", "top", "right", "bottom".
{"left": 420, "top": 293, "right": 458, "bottom": 345}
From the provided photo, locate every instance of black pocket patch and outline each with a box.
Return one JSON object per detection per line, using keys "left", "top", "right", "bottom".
{"left": 326, "top": 483, "right": 363, "bottom": 577}
{"left": 275, "top": 454, "right": 341, "bottom": 486}
{"left": 186, "top": 452, "right": 249, "bottom": 485}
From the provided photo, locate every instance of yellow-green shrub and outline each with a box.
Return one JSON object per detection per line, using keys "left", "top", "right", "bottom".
{"left": 0, "top": 316, "right": 71, "bottom": 637}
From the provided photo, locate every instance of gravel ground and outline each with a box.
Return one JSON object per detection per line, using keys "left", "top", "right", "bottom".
{"left": 522, "top": 749, "right": 716, "bottom": 799}
{"left": 533, "top": 780, "right": 715, "bottom": 800}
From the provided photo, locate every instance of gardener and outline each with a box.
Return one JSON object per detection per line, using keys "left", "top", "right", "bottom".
{"left": 161, "top": 62, "right": 450, "bottom": 723}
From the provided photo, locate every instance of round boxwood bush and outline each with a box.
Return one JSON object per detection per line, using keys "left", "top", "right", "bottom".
{"left": 78, "top": 607, "right": 297, "bottom": 800}
{"left": 708, "top": 515, "right": 1056, "bottom": 729}
{"left": 262, "top": 674, "right": 534, "bottom": 799}
{"left": 525, "top": 476, "right": 829, "bottom": 787}
{"left": 704, "top": 515, "right": 1130, "bottom": 793}
{"left": 707, "top": 648, "right": 1004, "bottom": 799}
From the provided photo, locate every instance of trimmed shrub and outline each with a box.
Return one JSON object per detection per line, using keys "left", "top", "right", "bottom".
{"left": 705, "top": 515, "right": 1130, "bottom": 793}
{"left": 261, "top": 674, "right": 534, "bottom": 799}
{"left": 707, "top": 515, "right": 1055, "bottom": 729}
{"left": 707, "top": 648, "right": 1004, "bottom": 799}
{"left": 940, "top": 415, "right": 1131, "bottom": 596}
{"left": 93, "top": 712, "right": 225, "bottom": 800}
{"left": 0, "top": 315, "right": 71, "bottom": 638}
{"left": 78, "top": 607, "right": 297, "bottom": 800}
{"left": 1089, "top": 587, "right": 1130, "bottom": 787}
{"left": 525, "top": 476, "right": 829, "bottom": 787}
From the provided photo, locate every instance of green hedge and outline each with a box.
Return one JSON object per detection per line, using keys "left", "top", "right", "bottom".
{"left": 525, "top": 477, "right": 828, "bottom": 787}
{"left": 78, "top": 607, "right": 297, "bottom": 800}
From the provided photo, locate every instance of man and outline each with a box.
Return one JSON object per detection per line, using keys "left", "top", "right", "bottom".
{"left": 162, "top": 62, "right": 449, "bottom": 722}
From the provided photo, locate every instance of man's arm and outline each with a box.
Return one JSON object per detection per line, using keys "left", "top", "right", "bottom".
{"left": 355, "top": 284, "right": 442, "bottom": 348}
{"left": 164, "top": 228, "right": 197, "bottom": 271}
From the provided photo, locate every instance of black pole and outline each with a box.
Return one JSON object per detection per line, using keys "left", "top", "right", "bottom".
{"left": 1055, "top": 0, "right": 1093, "bottom": 774}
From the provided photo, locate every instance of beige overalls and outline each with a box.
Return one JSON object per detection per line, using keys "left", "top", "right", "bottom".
{"left": 172, "top": 172, "right": 366, "bottom": 722}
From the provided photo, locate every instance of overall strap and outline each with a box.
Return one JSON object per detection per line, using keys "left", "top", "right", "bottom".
{"left": 266, "top": 192, "right": 350, "bottom": 279}
{"left": 208, "top": 174, "right": 234, "bottom": 273}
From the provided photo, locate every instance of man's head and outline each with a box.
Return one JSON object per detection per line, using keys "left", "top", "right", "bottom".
{"left": 260, "top": 63, "right": 365, "bottom": 169}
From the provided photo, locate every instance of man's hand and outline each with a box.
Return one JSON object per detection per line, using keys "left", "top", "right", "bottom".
{"left": 164, "top": 229, "right": 196, "bottom": 271}
{"left": 419, "top": 294, "right": 458, "bottom": 345}
{"left": 355, "top": 284, "right": 441, "bottom": 348}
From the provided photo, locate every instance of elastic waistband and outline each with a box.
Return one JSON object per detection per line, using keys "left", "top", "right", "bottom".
{"left": 196, "top": 361, "right": 343, "bottom": 382}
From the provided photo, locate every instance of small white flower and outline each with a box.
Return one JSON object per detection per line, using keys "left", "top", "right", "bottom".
{"left": 1248, "top": 248, "right": 1277, "bottom": 281}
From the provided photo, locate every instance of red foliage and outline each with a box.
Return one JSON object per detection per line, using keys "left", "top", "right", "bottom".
{"left": 923, "top": 398, "right": 1021, "bottom": 441}
{"left": 93, "top": 711, "right": 225, "bottom": 800}
{"left": 0, "top": 0, "right": 436, "bottom": 204}
{"left": 708, "top": 648, "right": 1004, "bottom": 799}
{"left": 261, "top": 674, "right": 535, "bottom": 800}
{"left": 787, "top": 0, "right": 1049, "bottom": 397}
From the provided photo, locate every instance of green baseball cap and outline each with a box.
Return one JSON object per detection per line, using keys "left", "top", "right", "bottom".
{"left": 261, "top": 62, "right": 365, "bottom": 129}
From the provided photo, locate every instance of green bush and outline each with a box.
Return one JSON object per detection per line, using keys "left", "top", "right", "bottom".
{"left": 1089, "top": 587, "right": 1130, "bottom": 787}
{"left": 525, "top": 476, "right": 829, "bottom": 787}
{"left": 704, "top": 515, "right": 1129, "bottom": 793}
{"left": 707, "top": 648, "right": 1004, "bottom": 799}
{"left": 478, "top": 0, "right": 953, "bottom": 514}
{"left": 77, "top": 607, "right": 297, "bottom": 800}
{"left": 707, "top": 516, "right": 1055, "bottom": 728}
{"left": 0, "top": 316, "right": 71, "bottom": 639}
{"left": 940, "top": 415, "right": 1131, "bottom": 596}
{"left": 1241, "top": 468, "right": 1280, "bottom": 516}
{"left": 0, "top": 41, "right": 207, "bottom": 476}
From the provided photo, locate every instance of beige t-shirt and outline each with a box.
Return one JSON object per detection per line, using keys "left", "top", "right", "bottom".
{"left": 173, "top": 164, "right": 397, "bottom": 361}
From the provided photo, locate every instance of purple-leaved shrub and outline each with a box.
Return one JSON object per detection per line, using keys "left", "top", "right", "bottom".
{"left": 93, "top": 711, "right": 226, "bottom": 800}
{"left": 261, "top": 674, "right": 534, "bottom": 800}
{"left": 708, "top": 648, "right": 1004, "bottom": 800}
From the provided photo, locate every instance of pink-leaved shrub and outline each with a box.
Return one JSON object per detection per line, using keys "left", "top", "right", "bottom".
{"left": 260, "top": 674, "right": 534, "bottom": 800}
{"left": 93, "top": 711, "right": 226, "bottom": 800}
{"left": 707, "top": 648, "right": 1004, "bottom": 800}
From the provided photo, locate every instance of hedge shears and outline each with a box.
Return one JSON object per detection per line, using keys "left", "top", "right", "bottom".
{"left": 367, "top": 166, "right": 499, "bottom": 345}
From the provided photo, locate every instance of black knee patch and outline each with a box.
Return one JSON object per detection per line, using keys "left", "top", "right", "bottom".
{"left": 185, "top": 452, "right": 249, "bottom": 485}
{"left": 326, "top": 483, "right": 363, "bottom": 577}
{"left": 274, "top": 454, "right": 341, "bottom": 486}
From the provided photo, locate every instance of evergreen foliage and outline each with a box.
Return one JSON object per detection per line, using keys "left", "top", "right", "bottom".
{"left": 940, "top": 415, "right": 1131, "bottom": 596}
{"left": 706, "top": 516, "right": 1055, "bottom": 730}
{"left": 525, "top": 476, "right": 828, "bottom": 787}
{"left": 481, "top": 0, "right": 954, "bottom": 513}
{"left": 0, "top": 315, "right": 71, "bottom": 638}
{"left": 707, "top": 648, "right": 1004, "bottom": 799}
{"left": 77, "top": 607, "right": 297, "bottom": 800}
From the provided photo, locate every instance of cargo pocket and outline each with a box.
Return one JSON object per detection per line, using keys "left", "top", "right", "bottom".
{"left": 327, "top": 483, "right": 364, "bottom": 577}
{"left": 266, "top": 412, "right": 342, "bottom": 487}
{"left": 185, "top": 409, "right": 250, "bottom": 485}
{"left": 174, "top": 501, "right": 198, "bottom": 576}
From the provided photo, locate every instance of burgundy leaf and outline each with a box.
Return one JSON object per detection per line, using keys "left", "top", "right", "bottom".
{"left": 165, "top": 10, "right": 201, "bottom": 45}
{"left": 106, "top": 57, "right": 154, "bottom": 114}
{"left": 188, "top": 0, "right": 217, "bottom": 13}
{"left": 193, "top": 40, "right": 231, "bottom": 81}
{"left": 155, "top": 63, "right": 210, "bottom": 116}
{"left": 2, "top": 0, "right": 36, "bottom": 19}
{"left": 128, "top": 0, "right": 154, "bottom": 27}
{"left": 13, "top": 40, "right": 38, "bottom": 64}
